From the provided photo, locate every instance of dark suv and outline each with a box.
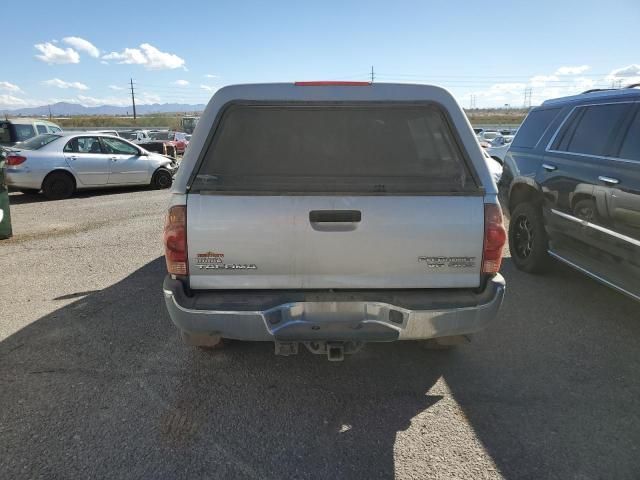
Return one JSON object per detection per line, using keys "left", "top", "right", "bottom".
{"left": 500, "top": 86, "right": 640, "bottom": 301}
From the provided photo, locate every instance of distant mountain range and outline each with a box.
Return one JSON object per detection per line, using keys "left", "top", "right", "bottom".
{"left": 1, "top": 102, "right": 206, "bottom": 116}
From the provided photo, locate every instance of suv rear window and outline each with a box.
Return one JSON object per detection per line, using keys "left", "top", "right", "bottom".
{"left": 511, "top": 107, "right": 560, "bottom": 149}
{"left": 192, "top": 104, "right": 477, "bottom": 194}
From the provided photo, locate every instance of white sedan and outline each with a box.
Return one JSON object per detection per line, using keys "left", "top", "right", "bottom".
{"left": 483, "top": 149, "right": 503, "bottom": 184}
{"left": 5, "top": 133, "right": 177, "bottom": 199}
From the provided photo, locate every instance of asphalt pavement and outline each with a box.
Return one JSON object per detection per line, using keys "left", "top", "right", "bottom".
{"left": 1, "top": 188, "right": 639, "bottom": 479}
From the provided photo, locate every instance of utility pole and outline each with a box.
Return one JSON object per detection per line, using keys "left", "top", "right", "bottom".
{"left": 48, "top": 104, "right": 52, "bottom": 120}
{"left": 130, "top": 78, "right": 137, "bottom": 120}
{"left": 523, "top": 87, "right": 532, "bottom": 109}
{"left": 370, "top": 66, "right": 375, "bottom": 83}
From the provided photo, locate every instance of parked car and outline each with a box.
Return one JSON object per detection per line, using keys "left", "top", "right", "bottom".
{"left": 490, "top": 135, "right": 514, "bottom": 147}
{"left": 483, "top": 149, "right": 503, "bottom": 184}
{"left": 120, "top": 130, "right": 178, "bottom": 158}
{"left": 0, "top": 118, "right": 63, "bottom": 146}
{"left": 149, "top": 131, "right": 189, "bottom": 154}
{"left": 4, "top": 133, "right": 177, "bottom": 199}
{"left": 484, "top": 135, "right": 514, "bottom": 162}
{"left": 163, "top": 82, "right": 507, "bottom": 360}
{"left": 486, "top": 142, "right": 510, "bottom": 164}
{"left": 91, "top": 130, "right": 120, "bottom": 137}
{"left": 477, "top": 130, "right": 500, "bottom": 143}
{"left": 500, "top": 86, "right": 640, "bottom": 300}
{"left": 119, "top": 130, "right": 151, "bottom": 142}
{"left": 173, "top": 132, "right": 189, "bottom": 154}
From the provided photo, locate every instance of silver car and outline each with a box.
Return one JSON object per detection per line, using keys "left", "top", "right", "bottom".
{"left": 5, "top": 133, "right": 177, "bottom": 199}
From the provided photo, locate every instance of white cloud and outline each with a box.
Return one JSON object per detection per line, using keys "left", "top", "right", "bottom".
{"left": 608, "top": 64, "right": 640, "bottom": 78}
{"left": 605, "top": 64, "right": 640, "bottom": 86}
{"left": 108, "top": 85, "right": 124, "bottom": 90}
{"left": 204, "top": 74, "right": 218, "bottom": 78}
{"left": 43, "top": 78, "right": 89, "bottom": 90}
{"left": 555, "top": 65, "right": 590, "bottom": 75}
{"left": 0, "top": 81, "right": 22, "bottom": 93}
{"left": 102, "top": 47, "right": 147, "bottom": 65}
{"left": 62, "top": 37, "right": 99, "bottom": 58}
{"left": 140, "top": 92, "right": 161, "bottom": 104}
{"left": 0, "top": 94, "right": 29, "bottom": 109}
{"left": 72, "top": 92, "right": 160, "bottom": 107}
{"left": 102, "top": 43, "right": 185, "bottom": 70}
{"left": 200, "top": 84, "right": 218, "bottom": 93}
{"left": 34, "top": 42, "right": 80, "bottom": 64}
{"left": 76, "top": 94, "right": 130, "bottom": 107}
{"left": 172, "top": 79, "right": 190, "bottom": 86}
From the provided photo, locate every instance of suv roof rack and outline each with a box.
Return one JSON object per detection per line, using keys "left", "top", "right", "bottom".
{"left": 581, "top": 83, "right": 640, "bottom": 94}
{"left": 581, "top": 88, "right": 615, "bottom": 94}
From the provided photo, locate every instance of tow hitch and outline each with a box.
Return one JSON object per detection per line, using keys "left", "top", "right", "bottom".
{"left": 326, "top": 343, "right": 344, "bottom": 362}
{"left": 274, "top": 341, "right": 364, "bottom": 361}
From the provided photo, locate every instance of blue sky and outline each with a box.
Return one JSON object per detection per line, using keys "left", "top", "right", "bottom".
{"left": 1, "top": 0, "right": 639, "bottom": 110}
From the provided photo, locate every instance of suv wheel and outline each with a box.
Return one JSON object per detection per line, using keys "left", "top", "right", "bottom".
{"left": 509, "top": 202, "right": 550, "bottom": 273}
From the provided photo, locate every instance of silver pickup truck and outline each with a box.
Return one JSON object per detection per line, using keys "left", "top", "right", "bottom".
{"left": 163, "top": 82, "right": 506, "bottom": 360}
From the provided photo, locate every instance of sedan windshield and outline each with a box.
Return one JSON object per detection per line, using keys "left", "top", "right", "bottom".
{"left": 15, "top": 134, "right": 61, "bottom": 150}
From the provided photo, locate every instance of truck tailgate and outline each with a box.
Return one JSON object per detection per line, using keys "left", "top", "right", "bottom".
{"left": 187, "top": 194, "right": 484, "bottom": 289}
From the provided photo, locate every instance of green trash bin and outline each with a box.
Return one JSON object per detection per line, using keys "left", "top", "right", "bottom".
{"left": 0, "top": 148, "right": 12, "bottom": 240}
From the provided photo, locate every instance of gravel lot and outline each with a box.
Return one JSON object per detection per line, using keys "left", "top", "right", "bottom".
{"left": 1, "top": 188, "right": 639, "bottom": 479}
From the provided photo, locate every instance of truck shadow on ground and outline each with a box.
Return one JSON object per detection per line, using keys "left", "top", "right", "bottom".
{"left": 1, "top": 257, "right": 639, "bottom": 479}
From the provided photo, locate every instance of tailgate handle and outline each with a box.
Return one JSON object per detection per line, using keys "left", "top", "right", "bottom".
{"left": 309, "top": 210, "right": 361, "bottom": 223}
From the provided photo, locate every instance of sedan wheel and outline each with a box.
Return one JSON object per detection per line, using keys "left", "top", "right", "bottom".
{"left": 152, "top": 169, "right": 173, "bottom": 189}
{"left": 42, "top": 172, "right": 75, "bottom": 200}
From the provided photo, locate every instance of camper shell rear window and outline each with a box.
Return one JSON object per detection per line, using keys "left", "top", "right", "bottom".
{"left": 190, "top": 102, "right": 481, "bottom": 195}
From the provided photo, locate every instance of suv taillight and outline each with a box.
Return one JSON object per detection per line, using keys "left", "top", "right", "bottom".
{"left": 164, "top": 205, "right": 188, "bottom": 275}
{"left": 482, "top": 203, "right": 506, "bottom": 274}
{"left": 6, "top": 155, "right": 27, "bottom": 166}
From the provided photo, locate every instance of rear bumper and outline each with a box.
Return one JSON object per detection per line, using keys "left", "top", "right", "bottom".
{"left": 163, "top": 274, "right": 505, "bottom": 342}
{"left": 5, "top": 168, "right": 42, "bottom": 190}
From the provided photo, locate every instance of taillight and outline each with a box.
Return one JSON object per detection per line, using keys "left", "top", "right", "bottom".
{"left": 6, "top": 155, "right": 27, "bottom": 166}
{"left": 482, "top": 203, "right": 506, "bottom": 274}
{"left": 164, "top": 205, "right": 188, "bottom": 275}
